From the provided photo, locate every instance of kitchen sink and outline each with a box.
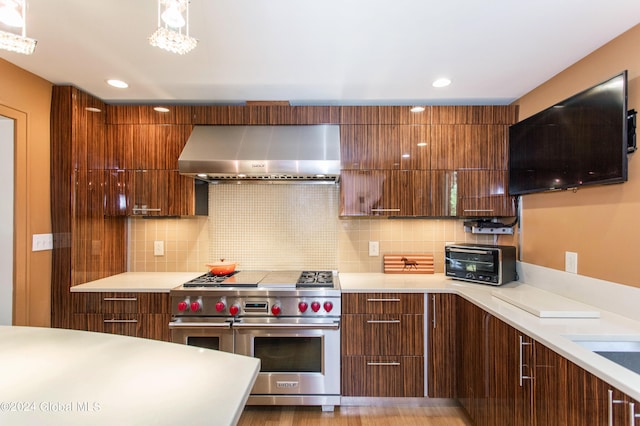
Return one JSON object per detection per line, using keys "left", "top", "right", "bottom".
{"left": 568, "top": 338, "right": 640, "bottom": 375}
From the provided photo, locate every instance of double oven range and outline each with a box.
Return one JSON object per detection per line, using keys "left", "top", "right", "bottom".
{"left": 169, "top": 270, "right": 341, "bottom": 411}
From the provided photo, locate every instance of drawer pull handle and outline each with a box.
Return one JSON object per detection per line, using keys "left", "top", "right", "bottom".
{"left": 103, "top": 297, "right": 137, "bottom": 302}
{"left": 608, "top": 389, "right": 626, "bottom": 426}
{"left": 519, "top": 335, "right": 533, "bottom": 386}
{"left": 366, "top": 320, "right": 401, "bottom": 324}
{"left": 366, "top": 298, "right": 401, "bottom": 302}
{"left": 367, "top": 362, "right": 401, "bottom": 366}
{"left": 370, "top": 208, "right": 401, "bottom": 212}
{"left": 132, "top": 208, "right": 162, "bottom": 212}
{"left": 103, "top": 319, "right": 138, "bottom": 324}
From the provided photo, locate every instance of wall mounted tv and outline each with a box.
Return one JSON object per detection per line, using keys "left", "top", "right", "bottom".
{"left": 508, "top": 71, "right": 633, "bottom": 196}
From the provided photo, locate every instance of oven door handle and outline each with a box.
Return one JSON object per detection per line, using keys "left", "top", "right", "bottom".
{"left": 232, "top": 322, "right": 340, "bottom": 330}
{"left": 168, "top": 321, "right": 232, "bottom": 329}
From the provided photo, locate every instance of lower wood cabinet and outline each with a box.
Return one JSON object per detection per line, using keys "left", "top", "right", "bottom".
{"left": 427, "top": 293, "right": 457, "bottom": 398}
{"left": 341, "top": 292, "right": 424, "bottom": 397}
{"left": 71, "top": 292, "right": 171, "bottom": 341}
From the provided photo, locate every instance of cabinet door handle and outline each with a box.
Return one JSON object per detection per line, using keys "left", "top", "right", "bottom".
{"left": 367, "top": 362, "right": 400, "bottom": 366}
{"left": 432, "top": 295, "right": 436, "bottom": 329}
{"left": 629, "top": 401, "right": 640, "bottom": 426}
{"left": 132, "top": 208, "right": 162, "bottom": 213}
{"left": 608, "top": 389, "right": 627, "bottom": 426}
{"left": 367, "top": 298, "right": 401, "bottom": 302}
{"left": 103, "top": 319, "right": 138, "bottom": 324}
{"left": 370, "top": 208, "right": 401, "bottom": 212}
{"left": 463, "top": 209, "right": 494, "bottom": 213}
{"left": 366, "top": 320, "right": 401, "bottom": 324}
{"left": 103, "top": 297, "right": 137, "bottom": 302}
{"left": 518, "top": 335, "right": 533, "bottom": 386}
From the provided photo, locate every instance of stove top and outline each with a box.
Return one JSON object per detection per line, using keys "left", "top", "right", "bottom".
{"left": 181, "top": 270, "right": 336, "bottom": 289}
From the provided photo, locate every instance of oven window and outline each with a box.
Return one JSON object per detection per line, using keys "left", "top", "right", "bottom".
{"left": 186, "top": 336, "right": 220, "bottom": 350}
{"left": 254, "top": 337, "right": 322, "bottom": 373}
{"left": 447, "top": 252, "right": 495, "bottom": 273}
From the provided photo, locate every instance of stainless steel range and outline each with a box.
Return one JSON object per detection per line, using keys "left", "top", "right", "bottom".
{"left": 169, "top": 270, "right": 341, "bottom": 411}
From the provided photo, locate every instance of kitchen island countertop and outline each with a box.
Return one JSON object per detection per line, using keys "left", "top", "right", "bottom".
{"left": 0, "top": 326, "right": 259, "bottom": 426}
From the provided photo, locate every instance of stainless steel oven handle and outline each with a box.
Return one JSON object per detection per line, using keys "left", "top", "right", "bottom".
{"left": 168, "top": 322, "right": 232, "bottom": 329}
{"left": 448, "top": 248, "right": 491, "bottom": 255}
{"left": 232, "top": 322, "right": 340, "bottom": 330}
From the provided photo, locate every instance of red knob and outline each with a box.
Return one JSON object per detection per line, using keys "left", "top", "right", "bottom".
{"left": 311, "top": 301, "right": 321, "bottom": 312}
{"left": 323, "top": 301, "right": 333, "bottom": 312}
{"left": 298, "top": 302, "right": 308, "bottom": 313}
{"left": 229, "top": 304, "right": 239, "bottom": 316}
{"left": 190, "top": 301, "right": 201, "bottom": 312}
{"left": 215, "top": 301, "right": 226, "bottom": 312}
{"left": 177, "top": 301, "right": 188, "bottom": 312}
{"left": 271, "top": 304, "right": 281, "bottom": 316}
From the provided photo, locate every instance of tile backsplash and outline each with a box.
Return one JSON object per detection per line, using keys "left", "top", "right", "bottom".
{"left": 128, "top": 184, "right": 495, "bottom": 273}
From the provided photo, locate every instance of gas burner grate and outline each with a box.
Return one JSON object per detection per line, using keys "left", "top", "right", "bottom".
{"left": 183, "top": 271, "right": 239, "bottom": 288}
{"left": 297, "top": 271, "right": 334, "bottom": 287}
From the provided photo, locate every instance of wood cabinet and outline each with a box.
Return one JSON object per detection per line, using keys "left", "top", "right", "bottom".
{"left": 71, "top": 292, "right": 171, "bottom": 341}
{"left": 427, "top": 293, "right": 457, "bottom": 398}
{"left": 341, "top": 292, "right": 424, "bottom": 397}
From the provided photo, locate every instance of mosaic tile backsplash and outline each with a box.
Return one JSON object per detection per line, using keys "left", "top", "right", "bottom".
{"left": 128, "top": 184, "right": 496, "bottom": 273}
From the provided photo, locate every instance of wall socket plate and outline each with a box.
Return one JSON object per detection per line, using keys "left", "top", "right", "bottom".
{"left": 154, "top": 240, "right": 165, "bottom": 256}
{"left": 32, "top": 233, "right": 53, "bottom": 251}
{"left": 368, "top": 241, "right": 379, "bottom": 257}
{"left": 565, "top": 251, "right": 578, "bottom": 274}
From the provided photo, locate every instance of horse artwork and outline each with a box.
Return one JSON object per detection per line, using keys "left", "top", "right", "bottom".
{"left": 383, "top": 254, "right": 434, "bottom": 274}
{"left": 401, "top": 257, "right": 418, "bottom": 270}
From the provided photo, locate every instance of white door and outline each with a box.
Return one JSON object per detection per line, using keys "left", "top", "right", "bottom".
{"left": 0, "top": 116, "right": 14, "bottom": 325}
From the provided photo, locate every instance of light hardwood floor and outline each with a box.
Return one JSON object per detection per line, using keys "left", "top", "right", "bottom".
{"left": 238, "top": 405, "right": 473, "bottom": 425}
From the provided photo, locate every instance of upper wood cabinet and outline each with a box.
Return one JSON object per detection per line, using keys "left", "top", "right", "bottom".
{"left": 430, "top": 124, "right": 508, "bottom": 170}
{"left": 339, "top": 170, "right": 433, "bottom": 217}
{"left": 191, "top": 105, "right": 341, "bottom": 125}
{"left": 106, "top": 105, "right": 193, "bottom": 124}
{"left": 106, "top": 124, "right": 191, "bottom": 170}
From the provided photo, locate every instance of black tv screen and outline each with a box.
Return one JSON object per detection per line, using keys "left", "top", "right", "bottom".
{"left": 508, "top": 71, "right": 629, "bottom": 195}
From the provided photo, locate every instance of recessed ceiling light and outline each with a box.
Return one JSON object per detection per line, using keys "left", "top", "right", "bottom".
{"left": 410, "top": 106, "right": 425, "bottom": 113}
{"left": 154, "top": 106, "right": 170, "bottom": 113}
{"left": 432, "top": 78, "right": 451, "bottom": 88}
{"left": 106, "top": 79, "right": 129, "bottom": 89}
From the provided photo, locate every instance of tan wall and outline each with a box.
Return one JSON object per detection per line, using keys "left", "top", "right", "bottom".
{"left": 514, "top": 24, "right": 640, "bottom": 288}
{"left": 0, "top": 58, "right": 52, "bottom": 326}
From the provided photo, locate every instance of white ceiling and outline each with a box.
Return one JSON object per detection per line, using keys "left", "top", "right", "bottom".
{"left": 2, "top": 0, "right": 640, "bottom": 105}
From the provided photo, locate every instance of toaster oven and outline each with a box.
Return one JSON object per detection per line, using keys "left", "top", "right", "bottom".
{"left": 445, "top": 244, "right": 517, "bottom": 285}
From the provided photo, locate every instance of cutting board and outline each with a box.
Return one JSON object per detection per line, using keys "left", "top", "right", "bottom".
{"left": 491, "top": 285, "right": 600, "bottom": 318}
{"left": 383, "top": 254, "right": 434, "bottom": 274}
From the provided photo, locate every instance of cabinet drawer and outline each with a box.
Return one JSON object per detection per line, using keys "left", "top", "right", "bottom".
{"left": 341, "top": 355, "right": 424, "bottom": 397}
{"left": 72, "top": 292, "right": 140, "bottom": 313}
{"left": 73, "top": 313, "right": 143, "bottom": 337}
{"left": 342, "top": 314, "right": 424, "bottom": 356}
{"left": 342, "top": 293, "right": 423, "bottom": 314}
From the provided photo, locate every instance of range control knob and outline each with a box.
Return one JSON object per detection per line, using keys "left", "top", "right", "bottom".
{"left": 229, "top": 304, "right": 240, "bottom": 316}
{"left": 311, "top": 301, "right": 321, "bottom": 312}
{"left": 215, "top": 301, "right": 226, "bottom": 312}
{"left": 298, "top": 302, "right": 308, "bottom": 313}
{"left": 177, "top": 301, "right": 188, "bottom": 312}
{"left": 271, "top": 304, "right": 282, "bottom": 316}
{"left": 323, "top": 301, "right": 333, "bottom": 312}
{"left": 190, "top": 301, "right": 201, "bottom": 312}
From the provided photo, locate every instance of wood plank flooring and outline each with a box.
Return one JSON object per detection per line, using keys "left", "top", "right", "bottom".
{"left": 238, "top": 405, "right": 473, "bottom": 426}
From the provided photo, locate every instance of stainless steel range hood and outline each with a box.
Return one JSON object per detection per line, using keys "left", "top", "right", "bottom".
{"left": 178, "top": 125, "right": 341, "bottom": 184}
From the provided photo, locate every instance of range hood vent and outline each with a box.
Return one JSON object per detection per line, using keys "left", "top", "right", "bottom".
{"left": 178, "top": 125, "right": 341, "bottom": 184}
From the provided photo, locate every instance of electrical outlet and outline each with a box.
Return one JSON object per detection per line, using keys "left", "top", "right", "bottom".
{"left": 565, "top": 251, "right": 578, "bottom": 274}
{"left": 368, "top": 241, "right": 379, "bottom": 257}
{"left": 154, "top": 240, "right": 165, "bottom": 256}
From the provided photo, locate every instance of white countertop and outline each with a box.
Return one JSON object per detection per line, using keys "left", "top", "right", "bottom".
{"left": 0, "top": 326, "right": 260, "bottom": 426}
{"left": 70, "top": 272, "right": 204, "bottom": 293}
{"left": 339, "top": 272, "right": 640, "bottom": 402}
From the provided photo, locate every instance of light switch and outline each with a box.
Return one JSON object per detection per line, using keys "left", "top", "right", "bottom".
{"left": 32, "top": 233, "right": 53, "bottom": 251}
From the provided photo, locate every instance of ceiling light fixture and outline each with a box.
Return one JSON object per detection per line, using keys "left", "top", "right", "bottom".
{"left": 0, "top": 0, "right": 36, "bottom": 55}
{"left": 106, "top": 79, "right": 129, "bottom": 89}
{"left": 149, "top": 0, "right": 197, "bottom": 55}
{"left": 433, "top": 78, "right": 452, "bottom": 88}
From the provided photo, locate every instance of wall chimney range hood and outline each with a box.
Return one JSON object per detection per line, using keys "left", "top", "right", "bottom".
{"left": 178, "top": 125, "right": 341, "bottom": 184}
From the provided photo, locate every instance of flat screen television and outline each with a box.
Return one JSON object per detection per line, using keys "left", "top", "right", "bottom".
{"left": 508, "top": 71, "right": 630, "bottom": 196}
